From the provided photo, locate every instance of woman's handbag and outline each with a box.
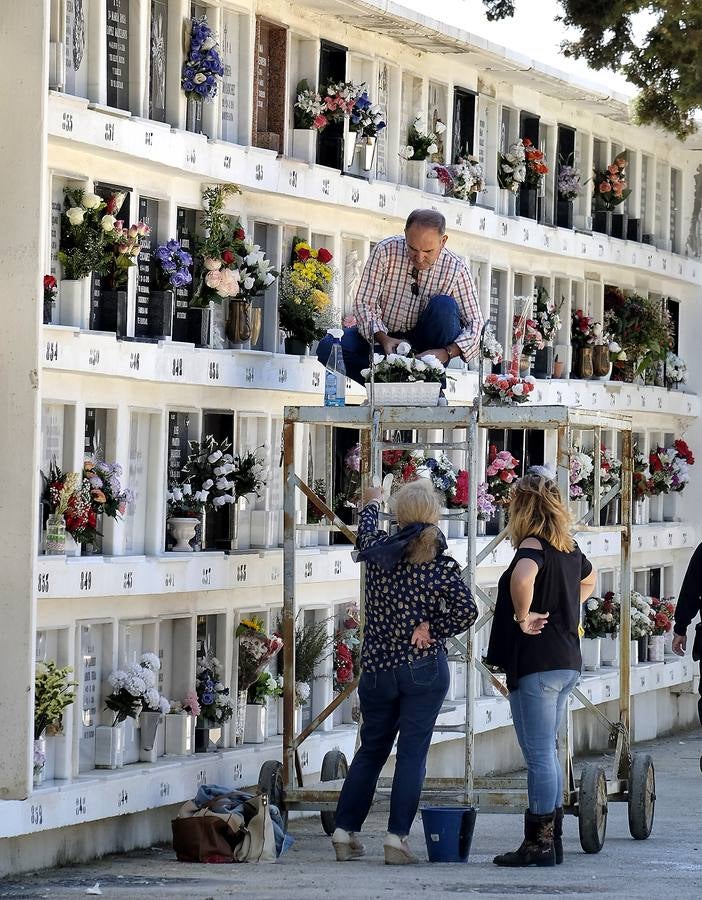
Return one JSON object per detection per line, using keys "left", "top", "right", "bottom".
{"left": 172, "top": 790, "right": 276, "bottom": 863}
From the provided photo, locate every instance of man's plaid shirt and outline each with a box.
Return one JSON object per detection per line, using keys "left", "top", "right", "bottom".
{"left": 353, "top": 235, "right": 483, "bottom": 360}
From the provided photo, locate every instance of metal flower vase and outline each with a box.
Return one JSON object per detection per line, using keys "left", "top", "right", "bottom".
{"left": 226, "top": 299, "right": 253, "bottom": 344}
{"left": 361, "top": 135, "right": 377, "bottom": 172}
{"left": 139, "top": 710, "right": 164, "bottom": 762}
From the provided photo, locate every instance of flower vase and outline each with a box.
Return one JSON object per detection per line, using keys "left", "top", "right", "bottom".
{"left": 648, "top": 634, "right": 665, "bottom": 663}
{"left": 243, "top": 704, "right": 267, "bottom": 744}
{"left": 93, "top": 289, "right": 128, "bottom": 337}
{"left": 499, "top": 188, "right": 517, "bottom": 217}
{"left": 59, "top": 278, "right": 91, "bottom": 329}
{"left": 664, "top": 631, "right": 675, "bottom": 657}
{"left": 64, "top": 531, "right": 81, "bottom": 557}
{"left": 580, "top": 637, "right": 601, "bottom": 672}
{"left": 518, "top": 186, "right": 538, "bottom": 220}
{"left": 476, "top": 518, "right": 487, "bottom": 536}
{"left": 139, "top": 710, "right": 163, "bottom": 762}
{"left": 168, "top": 517, "right": 198, "bottom": 551}
{"left": 95, "top": 723, "right": 126, "bottom": 769}
{"left": 186, "top": 96, "right": 203, "bottom": 134}
{"left": 44, "top": 513, "right": 66, "bottom": 555}
{"left": 600, "top": 634, "right": 619, "bottom": 667}
{"left": 341, "top": 688, "right": 360, "bottom": 724}
{"left": 592, "top": 345, "right": 610, "bottom": 377}
{"left": 611, "top": 213, "right": 628, "bottom": 240}
{"left": 533, "top": 345, "right": 553, "bottom": 379}
{"left": 633, "top": 502, "right": 647, "bottom": 525}
{"left": 292, "top": 128, "right": 317, "bottom": 165}
{"left": 344, "top": 130, "right": 359, "bottom": 169}
{"left": 406, "top": 159, "right": 429, "bottom": 190}
{"left": 592, "top": 209, "right": 612, "bottom": 235}
{"left": 43, "top": 296, "right": 55, "bottom": 325}
{"left": 577, "top": 346, "right": 594, "bottom": 379}
{"left": 361, "top": 135, "right": 377, "bottom": 172}
{"left": 226, "top": 298, "right": 253, "bottom": 344}
{"left": 630, "top": 640, "right": 639, "bottom": 666}
{"left": 485, "top": 508, "right": 506, "bottom": 537}
{"left": 519, "top": 354, "right": 532, "bottom": 377}
{"left": 556, "top": 199, "right": 573, "bottom": 229}
{"left": 33, "top": 736, "right": 47, "bottom": 787}
{"left": 164, "top": 713, "right": 194, "bottom": 755}
{"left": 637, "top": 636, "right": 649, "bottom": 664}
{"left": 235, "top": 689, "right": 248, "bottom": 745}
{"left": 146, "top": 289, "right": 174, "bottom": 340}
{"left": 194, "top": 718, "right": 221, "bottom": 753}
{"left": 285, "top": 337, "right": 310, "bottom": 356}
{"left": 276, "top": 698, "right": 303, "bottom": 734}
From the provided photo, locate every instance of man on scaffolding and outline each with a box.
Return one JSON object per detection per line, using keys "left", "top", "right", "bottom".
{"left": 317, "top": 209, "right": 484, "bottom": 383}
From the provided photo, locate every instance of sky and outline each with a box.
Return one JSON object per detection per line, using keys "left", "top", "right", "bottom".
{"left": 398, "top": 0, "right": 638, "bottom": 97}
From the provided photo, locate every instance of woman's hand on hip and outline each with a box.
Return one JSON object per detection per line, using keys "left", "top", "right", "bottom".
{"left": 519, "top": 611, "right": 549, "bottom": 636}
{"left": 411, "top": 622, "right": 435, "bottom": 650}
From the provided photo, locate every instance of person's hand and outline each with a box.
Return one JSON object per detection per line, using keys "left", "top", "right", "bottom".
{"left": 362, "top": 486, "right": 382, "bottom": 505}
{"left": 672, "top": 633, "right": 687, "bottom": 656}
{"left": 377, "top": 335, "right": 402, "bottom": 355}
{"left": 519, "top": 611, "right": 549, "bottom": 635}
{"left": 419, "top": 348, "right": 450, "bottom": 365}
{"left": 411, "top": 622, "right": 435, "bottom": 650}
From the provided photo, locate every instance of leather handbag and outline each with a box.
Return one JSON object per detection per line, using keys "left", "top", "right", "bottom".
{"left": 172, "top": 790, "right": 277, "bottom": 864}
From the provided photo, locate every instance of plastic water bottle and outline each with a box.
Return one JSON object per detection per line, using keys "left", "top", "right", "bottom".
{"left": 324, "top": 329, "right": 346, "bottom": 407}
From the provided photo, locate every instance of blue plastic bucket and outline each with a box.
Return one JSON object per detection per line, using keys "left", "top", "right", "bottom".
{"left": 421, "top": 806, "right": 477, "bottom": 863}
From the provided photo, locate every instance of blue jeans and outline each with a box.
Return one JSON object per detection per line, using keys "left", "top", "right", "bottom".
{"left": 509, "top": 669, "right": 579, "bottom": 814}
{"left": 317, "top": 295, "right": 462, "bottom": 384}
{"left": 334, "top": 652, "right": 450, "bottom": 836}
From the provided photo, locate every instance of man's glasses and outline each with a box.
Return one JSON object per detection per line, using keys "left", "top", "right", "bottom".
{"left": 410, "top": 268, "right": 419, "bottom": 297}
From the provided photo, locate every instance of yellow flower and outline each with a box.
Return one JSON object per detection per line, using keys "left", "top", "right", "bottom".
{"left": 312, "top": 289, "right": 330, "bottom": 310}
{"left": 294, "top": 241, "right": 312, "bottom": 254}
{"left": 241, "top": 617, "right": 265, "bottom": 633}
{"left": 578, "top": 623, "right": 585, "bottom": 638}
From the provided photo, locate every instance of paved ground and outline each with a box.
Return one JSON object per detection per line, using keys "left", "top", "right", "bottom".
{"left": 2, "top": 730, "right": 702, "bottom": 900}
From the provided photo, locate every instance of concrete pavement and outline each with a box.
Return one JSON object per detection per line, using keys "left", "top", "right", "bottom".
{"left": 1, "top": 729, "right": 701, "bottom": 900}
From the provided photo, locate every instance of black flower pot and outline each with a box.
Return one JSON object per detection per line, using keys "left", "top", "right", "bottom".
{"left": 556, "top": 199, "right": 574, "bottom": 229}
{"left": 533, "top": 345, "right": 554, "bottom": 379}
{"left": 92, "top": 290, "right": 128, "bottom": 337}
{"left": 485, "top": 508, "right": 506, "bottom": 537}
{"left": 285, "top": 337, "right": 310, "bottom": 356}
{"left": 592, "top": 210, "right": 612, "bottom": 236}
{"left": 147, "top": 290, "right": 174, "bottom": 340}
{"left": 627, "top": 217, "right": 642, "bottom": 243}
{"left": 194, "top": 720, "right": 221, "bottom": 753}
{"left": 43, "top": 298, "right": 54, "bottom": 325}
{"left": 186, "top": 306, "right": 213, "bottom": 347}
{"left": 518, "top": 186, "right": 538, "bottom": 220}
{"left": 611, "top": 213, "right": 628, "bottom": 240}
{"left": 637, "top": 636, "right": 649, "bottom": 665}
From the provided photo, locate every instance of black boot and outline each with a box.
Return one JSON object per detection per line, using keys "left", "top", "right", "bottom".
{"left": 493, "top": 810, "right": 556, "bottom": 867}
{"left": 553, "top": 807, "right": 563, "bottom": 864}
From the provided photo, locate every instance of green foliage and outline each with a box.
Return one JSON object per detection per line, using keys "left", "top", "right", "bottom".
{"left": 34, "top": 661, "right": 77, "bottom": 740}
{"left": 481, "top": 0, "right": 702, "bottom": 139}
{"left": 294, "top": 617, "right": 333, "bottom": 684}
{"left": 58, "top": 188, "right": 109, "bottom": 280}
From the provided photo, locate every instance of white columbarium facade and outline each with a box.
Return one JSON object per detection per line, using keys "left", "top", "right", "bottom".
{"left": 1, "top": 0, "right": 702, "bottom": 874}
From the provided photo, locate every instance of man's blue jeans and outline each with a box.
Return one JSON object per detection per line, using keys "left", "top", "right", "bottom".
{"left": 316, "top": 295, "right": 462, "bottom": 384}
{"left": 334, "top": 652, "right": 450, "bottom": 836}
{"left": 508, "top": 669, "right": 579, "bottom": 814}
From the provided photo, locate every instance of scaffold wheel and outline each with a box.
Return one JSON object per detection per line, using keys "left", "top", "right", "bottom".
{"left": 628, "top": 753, "right": 655, "bottom": 840}
{"left": 578, "top": 764, "right": 608, "bottom": 853}
{"left": 258, "top": 759, "right": 287, "bottom": 830}
{"left": 320, "top": 749, "right": 348, "bottom": 835}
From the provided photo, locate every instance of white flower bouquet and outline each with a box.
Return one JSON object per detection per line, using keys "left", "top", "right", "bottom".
{"left": 665, "top": 351, "right": 687, "bottom": 386}
{"left": 498, "top": 139, "right": 527, "bottom": 193}
{"left": 361, "top": 350, "right": 445, "bottom": 384}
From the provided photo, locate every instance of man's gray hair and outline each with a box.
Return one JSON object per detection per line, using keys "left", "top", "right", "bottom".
{"left": 405, "top": 209, "right": 446, "bottom": 235}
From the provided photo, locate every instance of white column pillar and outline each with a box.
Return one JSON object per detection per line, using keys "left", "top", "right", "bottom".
{"left": 87, "top": 0, "right": 107, "bottom": 105}
{"left": 166, "top": 0, "right": 189, "bottom": 129}
{"left": 0, "top": 0, "right": 47, "bottom": 799}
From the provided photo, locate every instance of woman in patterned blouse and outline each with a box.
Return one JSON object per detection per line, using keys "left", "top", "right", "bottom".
{"left": 332, "top": 479, "right": 477, "bottom": 865}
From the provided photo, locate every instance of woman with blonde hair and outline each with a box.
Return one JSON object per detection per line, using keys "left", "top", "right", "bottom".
{"left": 332, "top": 478, "right": 477, "bottom": 865}
{"left": 486, "top": 472, "right": 596, "bottom": 868}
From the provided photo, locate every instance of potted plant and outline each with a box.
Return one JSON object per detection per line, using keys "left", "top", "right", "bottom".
{"left": 279, "top": 239, "right": 337, "bottom": 354}
{"left": 57, "top": 187, "right": 111, "bottom": 328}
{"left": 361, "top": 348, "right": 445, "bottom": 406}
{"left": 512, "top": 311, "right": 545, "bottom": 377}
{"left": 236, "top": 617, "right": 283, "bottom": 744}
{"left": 648, "top": 597, "right": 675, "bottom": 662}
{"left": 665, "top": 352, "right": 687, "bottom": 390}
{"left": 179, "top": 435, "right": 238, "bottom": 550}
{"left": 482, "top": 373, "right": 536, "bottom": 405}
{"left": 194, "top": 652, "right": 235, "bottom": 752}
{"left": 604, "top": 289, "right": 673, "bottom": 384}
{"left": 598, "top": 592, "right": 621, "bottom": 666}
{"left": 165, "top": 690, "right": 200, "bottom": 755}
{"left": 98, "top": 211, "right": 149, "bottom": 336}
{"left": 631, "top": 591, "right": 654, "bottom": 663}
{"left": 292, "top": 79, "right": 327, "bottom": 163}
{"left": 149, "top": 239, "right": 193, "bottom": 340}
{"left": 570, "top": 309, "right": 597, "bottom": 378}
{"left": 476, "top": 482, "right": 498, "bottom": 536}
{"left": 485, "top": 445, "right": 520, "bottom": 535}
{"left": 519, "top": 138, "right": 548, "bottom": 220}
{"left": 450, "top": 156, "right": 486, "bottom": 204}
{"left": 79, "top": 454, "right": 133, "bottom": 554}
{"left": 43, "top": 274, "right": 57, "bottom": 324}
{"left": 556, "top": 160, "right": 584, "bottom": 229}
{"left": 41, "top": 462, "right": 81, "bottom": 556}
{"left": 33, "top": 661, "right": 77, "bottom": 785}
{"left": 99, "top": 654, "right": 163, "bottom": 768}
{"left": 533, "top": 287, "right": 563, "bottom": 378}
{"left": 582, "top": 597, "right": 605, "bottom": 670}
{"left": 593, "top": 154, "right": 631, "bottom": 237}
{"left": 294, "top": 616, "right": 333, "bottom": 722}
{"left": 136, "top": 653, "right": 171, "bottom": 763}
{"left": 497, "top": 139, "right": 526, "bottom": 215}
{"left": 181, "top": 15, "right": 224, "bottom": 133}
{"left": 166, "top": 482, "right": 207, "bottom": 551}
{"left": 399, "top": 113, "right": 446, "bottom": 190}
{"left": 348, "top": 90, "right": 386, "bottom": 171}
{"left": 244, "top": 672, "right": 282, "bottom": 743}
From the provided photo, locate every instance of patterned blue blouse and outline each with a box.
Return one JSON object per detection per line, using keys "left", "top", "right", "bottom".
{"left": 357, "top": 502, "right": 478, "bottom": 672}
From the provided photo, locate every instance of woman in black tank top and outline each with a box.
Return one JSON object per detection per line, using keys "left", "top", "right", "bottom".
{"left": 486, "top": 474, "right": 597, "bottom": 868}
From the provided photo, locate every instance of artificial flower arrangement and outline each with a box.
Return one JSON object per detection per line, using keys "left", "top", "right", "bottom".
{"left": 166, "top": 481, "right": 207, "bottom": 518}
{"left": 335, "top": 443, "right": 362, "bottom": 513}
{"left": 44, "top": 274, "right": 57, "bottom": 312}
{"left": 486, "top": 446, "right": 520, "bottom": 506}
{"left": 192, "top": 184, "right": 277, "bottom": 307}
{"left": 430, "top": 157, "right": 485, "bottom": 200}
{"left": 399, "top": 112, "right": 446, "bottom": 161}
{"left": 196, "top": 653, "right": 235, "bottom": 723}
{"left": 534, "top": 286, "right": 563, "bottom": 345}
{"left": 522, "top": 138, "right": 549, "bottom": 189}
{"left": 58, "top": 188, "right": 113, "bottom": 280}
{"left": 569, "top": 448, "right": 594, "bottom": 501}
{"left": 236, "top": 617, "right": 284, "bottom": 695}
{"left": 593, "top": 154, "right": 631, "bottom": 211}
{"left": 582, "top": 594, "right": 619, "bottom": 638}
{"left": 665, "top": 352, "right": 687, "bottom": 388}
{"left": 482, "top": 372, "right": 536, "bottom": 404}
{"left": 333, "top": 604, "right": 361, "bottom": 693}
{"left": 445, "top": 469, "right": 497, "bottom": 520}
{"left": 248, "top": 671, "right": 283, "bottom": 706}
{"left": 557, "top": 162, "right": 585, "bottom": 201}
{"left": 179, "top": 435, "right": 267, "bottom": 511}
{"left": 294, "top": 80, "right": 328, "bottom": 130}
{"left": 482, "top": 323, "right": 503, "bottom": 365}
{"left": 360, "top": 348, "right": 445, "bottom": 384}
{"left": 349, "top": 90, "right": 386, "bottom": 137}
{"left": 649, "top": 597, "right": 676, "bottom": 635}
{"left": 477, "top": 481, "right": 498, "bottom": 520}
{"left": 571, "top": 309, "right": 597, "bottom": 348}
{"left": 294, "top": 79, "right": 364, "bottom": 130}
{"left": 279, "top": 239, "right": 338, "bottom": 345}
{"left": 497, "top": 139, "right": 526, "bottom": 193}
{"left": 513, "top": 313, "right": 545, "bottom": 357}
{"left": 103, "top": 218, "right": 150, "bottom": 291}
{"left": 604, "top": 288, "right": 672, "bottom": 382}
{"left": 34, "top": 661, "right": 77, "bottom": 740}
{"left": 181, "top": 16, "right": 224, "bottom": 102}
{"left": 633, "top": 446, "right": 653, "bottom": 501}
{"left": 631, "top": 592, "right": 654, "bottom": 639}
{"left": 648, "top": 440, "right": 695, "bottom": 495}
{"left": 381, "top": 448, "right": 456, "bottom": 505}
{"left": 105, "top": 653, "right": 170, "bottom": 726}
{"left": 169, "top": 690, "right": 201, "bottom": 717}
{"left": 154, "top": 239, "right": 193, "bottom": 291}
